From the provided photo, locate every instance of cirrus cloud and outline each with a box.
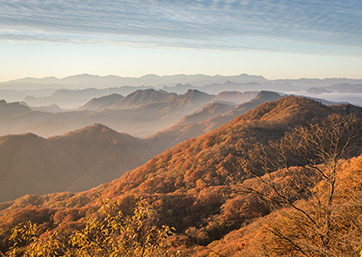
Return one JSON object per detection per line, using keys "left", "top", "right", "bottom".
{"left": 0, "top": 0, "right": 361, "bottom": 54}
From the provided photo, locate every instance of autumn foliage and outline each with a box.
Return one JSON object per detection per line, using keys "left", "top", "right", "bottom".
{"left": 0, "top": 96, "right": 362, "bottom": 256}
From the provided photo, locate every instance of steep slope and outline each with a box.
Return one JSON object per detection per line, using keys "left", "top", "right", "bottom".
{"left": 0, "top": 133, "right": 84, "bottom": 203}
{"left": 0, "top": 100, "right": 31, "bottom": 117}
{"left": 77, "top": 93, "right": 124, "bottom": 110}
{"left": 0, "top": 124, "right": 154, "bottom": 203}
{"left": 148, "top": 91, "right": 283, "bottom": 153}
{"left": 0, "top": 96, "right": 361, "bottom": 255}
{"left": 0, "top": 100, "right": 52, "bottom": 135}
{"left": 176, "top": 102, "right": 235, "bottom": 125}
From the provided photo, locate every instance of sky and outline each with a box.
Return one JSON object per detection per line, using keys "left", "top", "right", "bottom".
{"left": 0, "top": 0, "right": 361, "bottom": 82}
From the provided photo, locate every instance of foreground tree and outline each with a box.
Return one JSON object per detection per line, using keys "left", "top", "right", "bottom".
{"left": 7, "top": 199, "right": 178, "bottom": 257}
{"left": 232, "top": 113, "right": 360, "bottom": 256}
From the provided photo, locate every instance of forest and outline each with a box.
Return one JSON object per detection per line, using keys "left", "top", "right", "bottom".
{"left": 0, "top": 96, "right": 362, "bottom": 256}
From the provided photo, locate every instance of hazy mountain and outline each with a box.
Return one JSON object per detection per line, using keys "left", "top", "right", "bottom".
{"left": 26, "top": 103, "right": 65, "bottom": 113}
{"left": 2, "top": 73, "right": 362, "bottom": 96}
{"left": 161, "top": 83, "right": 196, "bottom": 94}
{"left": 107, "top": 88, "right": 215, "bottom": 111}
{"left": 326, "top": 83, "right": 362, "bottom": 93}
{"left": 108, "top": 89, "right": 178, "bottom": 109}
{"left": 307, "top": 83, "right": 362, "bottom": 94}
{"left": 0, "top": 100, "right": 53, "bottom": 135}
{"left": 3, "top": 74, "right": 362, "bottom": 112}
{"left": 0, "top": 99, "right": 31, "bottom": 117}
{"left": 78, "top": 93, "right": 124, "bottom": 110}
{"left": 0, "top": 89, "right": 216, "bottom": 138}
{"left": 0, "top": 73, "right": 268, "bottom": 90}
{"left": 1, "top": 96, "right": 361, "bottom": 255}
{"left": 306, "top": 87, "right": 332, "bottom": 94}
{"left": 176, "top": 102, "right": 235, "bottom": 125}
{"left": 0, "top": 89, "right": 56, "bottom": 103}
{"left": 201, "top": 90, "right": 283, "bottom": 133}
{"left": 0, "top": 124, "right": 155, "bottom": 203}
{"left": 199, "top": 81, "right": 263, "bottom": 94}
{"left": 197, "top": 81, "right": 303, "bottom": 95}
{"left": 212, "top": 91, "right": 258, "bottom": 105}
{"left": 23, "top": 86, "right": 151, "bottom": 109}
{"left": 273, "top": 78, "right": 362, "bottom": 90}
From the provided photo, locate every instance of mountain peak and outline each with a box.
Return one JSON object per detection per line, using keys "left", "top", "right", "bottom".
{"left": 51, "top": 123, "right": 116, "bottom": 139}
{"left": 109, "top": 89, "right": 178, "bottom": 109}
{"left": 74, "top": 123, "right": 113, "bottom": 133}
{"left": 254, "top": 91, "right": 281, "bottom": 100}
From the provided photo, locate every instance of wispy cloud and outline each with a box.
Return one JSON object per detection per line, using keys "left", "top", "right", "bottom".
{"left": 0, "top": 0, "right": 361, "bottom": 53}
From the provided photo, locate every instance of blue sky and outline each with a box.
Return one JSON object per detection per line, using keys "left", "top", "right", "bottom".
{"left": 1, "top": 0, "right": 361, "bottom": 81}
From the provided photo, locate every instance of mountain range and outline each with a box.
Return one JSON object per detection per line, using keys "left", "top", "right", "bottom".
{"left": 0, "top": 91, "right": 283, "bottom": 202}
{"left": 0, "top": 89, "right": 217, "bottom": 138}
{"left": 2, "top": 74, "right": 362, "bottom": 91}
{"left": 1, "top": 95, "right": 361, "bottom": 255}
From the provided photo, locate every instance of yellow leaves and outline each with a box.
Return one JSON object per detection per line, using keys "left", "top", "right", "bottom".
{"left": 7, "top": 199, "right": 177, "bottom": 256}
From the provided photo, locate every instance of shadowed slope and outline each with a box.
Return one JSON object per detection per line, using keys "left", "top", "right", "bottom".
{"left": 78, "top": 93, "right": 124, "bottom": 110}
{"left": 0, "top": 124, "right": 154, "bottom": 202}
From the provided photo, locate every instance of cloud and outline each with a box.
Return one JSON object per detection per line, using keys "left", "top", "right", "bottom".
{"left": 0, "top": 0, "right": 361, "bottom": 54}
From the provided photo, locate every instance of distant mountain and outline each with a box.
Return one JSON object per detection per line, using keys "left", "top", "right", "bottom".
{"left": 175, "top": 89, "right": 215, "bottom": 106}
{"left": 202, "top": 90, "right": 283, "bottom": 132}
{"left": 2, "top": 73, "right": 361, "bottom": 94}
{"left": 23, "top": 86, "right": 151, "bottom": 109}
{"left": 78, "top": 93, "right": 124, "bottom": 111}
{"left": 108, "top": 89, "right": 178, "bottom": 109}
{"left": 307, "top": 83, "right": 362, "bottom": 94}
{"left": 212, "top": 91, "right": 258, "bottom": 105}
{"left": 0, "top": 100, "right": 52, "bottom": 135}
{"left": 0, "top": 124, "right": 155, "bottom": 202}
{"left": 2, "top": 74, "right": 362, "bottom": 112}
{"left": 306, "top": 87, "right": 332, "bottom": 94}
{"left": 0, "top": 88, "right": 55, "bottom": 103}
{"left": 158, "top": 77, "right": 362, "bottom": 95}
{"left": 273, "top": 78, "right": 362, "bottom": 89}
{"left": 27, "top": 103, "right": 65, "bottom": 113}
{"left": 162, "top": 83, "right": 196, "bottom": 94}
{"left": 0, "top": 89, "right": 216, "bottom": 138}
{"left": 0, "top": 99, "right": 31, "bottom": 117}
{"left": 176, "top": 102, "right": 235, "bottom": 125}
{"left": 199, "top": 81, "right": 263, "bottom": 94}
{"left": 326, "top": 83, "right": 362, "bottom": 93}
{"left": 107, "top": 88, "right": 215, "bottom": 110}
{"left": 0, "top": 73, "right": 268, "bottom": 90}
